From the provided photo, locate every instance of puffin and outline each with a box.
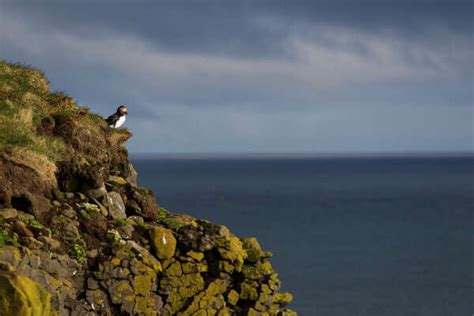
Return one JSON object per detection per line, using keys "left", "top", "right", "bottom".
{"left": 106, "top": 105, "right": 128, "bottom": 128}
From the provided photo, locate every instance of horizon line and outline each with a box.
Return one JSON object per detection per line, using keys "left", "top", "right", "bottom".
{"left": 129, "top": 151, "right": 474, "bottom": 160}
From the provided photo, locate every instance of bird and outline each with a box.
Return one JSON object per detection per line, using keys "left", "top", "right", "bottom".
{"left": 106, "top": 105, "right": 128, "bottom": 128}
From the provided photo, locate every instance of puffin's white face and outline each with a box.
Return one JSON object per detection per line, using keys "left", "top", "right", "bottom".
{"left": 118, "top": 106, "right": 128, "bottom": 115}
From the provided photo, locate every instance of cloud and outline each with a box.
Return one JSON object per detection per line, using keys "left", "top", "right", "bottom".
{"left": 1, "top": 8, "right": 469, "bottom": 102}
{"left": 0, "top": 2, "right": 472, "bottom": 153}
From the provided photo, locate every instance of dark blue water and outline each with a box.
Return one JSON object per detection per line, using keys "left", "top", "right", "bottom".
{"left": 132, "top": 156, "right": 473, "bottom": 315}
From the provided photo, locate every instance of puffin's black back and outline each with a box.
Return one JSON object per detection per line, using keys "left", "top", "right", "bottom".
{"left": 105, "top": 113, "right": 120, "bottom": 126}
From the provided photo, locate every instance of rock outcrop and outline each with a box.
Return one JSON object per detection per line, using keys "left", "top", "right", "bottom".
{"left": 0, "top": 60, "right": 297, "bottom": 315}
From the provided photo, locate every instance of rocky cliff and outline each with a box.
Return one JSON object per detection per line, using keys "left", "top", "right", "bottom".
{"left": 0, "top": 60, "right": 296, "bottom": 316}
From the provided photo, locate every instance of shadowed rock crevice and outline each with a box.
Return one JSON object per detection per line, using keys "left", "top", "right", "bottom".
{"left": 10, "top": 195, "right": 32, "bottom": 213}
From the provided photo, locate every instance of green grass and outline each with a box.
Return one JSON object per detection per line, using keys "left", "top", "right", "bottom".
{"left": 136, "top": 187, "right": 153, "bottom": 195}
{"left": 78, "top": 202, "right": 100, "bottom": 213}
{"left": 69, "top": 243, "right": 86, "bottom": 263}
{"left": 80, "top": 211, "right": 92, "bottom": 220}
{"left": 0, "top": 60, "right": 111, "bottom": 161}
{"left": 113, "top": 218, "right": 131, "bottom": 227}
{"left": 157, "top": 208, "right": 185, "bottom": 230}
{"left": 17, "top": 214, "right": 52, "bottom": 236}
{"left": 0, "top": 61, "right": 67, "bottom": 160}
{"left": 135, "top": 221, "right": 151, "bottom": 230}
{"left": 58, "top": 214, "right": 68, "bottom": 225}
{"left": 161, "top": 217, "right": 185, "bottom": 230}
{"left": 0, "top": 228, "right": 21, "bottom": 247}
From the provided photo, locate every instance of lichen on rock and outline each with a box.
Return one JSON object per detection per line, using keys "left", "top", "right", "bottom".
{"left": 149, "top": 225, "right": 177, "bottom": 260}
{"left": 0, "top": 272, "right": 54, "bottom": 316}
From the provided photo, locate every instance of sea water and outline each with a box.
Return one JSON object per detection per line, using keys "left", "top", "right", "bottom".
{"left": 132, "top": 156, "right": 473, "bottom": 315}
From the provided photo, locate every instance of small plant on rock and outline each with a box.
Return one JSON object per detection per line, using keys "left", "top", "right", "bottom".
{"left": 78, "top": 202, "right": 100, "bottom": 213}
{"left": 113, "top": 218, "right": 130, "bottom": 227}
{"left": 0, "top": 228, "right": 20, "bottom": 247}
{"left": 136, "top": 187, "right": 152, "bottom": 195}
{"left": 69, "top": 243, "right": 86, "bottom": 263}
{"left": 17, "top": 214, "right": 52, "bottom": 236}
{"left": 107, "top": 229, "right": 126, "bottom": 245}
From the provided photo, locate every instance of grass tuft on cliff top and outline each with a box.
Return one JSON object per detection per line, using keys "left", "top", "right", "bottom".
{"left": 0, "top": 60, "right": 125, "bottom": 161}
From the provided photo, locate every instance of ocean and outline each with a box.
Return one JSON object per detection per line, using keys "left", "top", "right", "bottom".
{"left": 131, "top": 156, "right": 473, "bottom": 315}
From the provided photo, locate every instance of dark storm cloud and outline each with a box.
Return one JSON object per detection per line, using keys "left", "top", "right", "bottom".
{"left": 3, "top": 0, "right": 472, "bottom": 59}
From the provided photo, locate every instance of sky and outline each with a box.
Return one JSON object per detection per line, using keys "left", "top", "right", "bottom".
{"left": 0, "top": 0, "right": 472, "bottom": 154}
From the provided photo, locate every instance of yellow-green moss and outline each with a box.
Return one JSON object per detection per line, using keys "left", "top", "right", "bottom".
{"left": 111, "top": 280, "right": 134, "bottom": 304}
{"left": 273, "top": 292, "right": 293, "bottom": 305}
{"left": 240, "top": 282, "right": 258, "bottom": 301}
{"left": 227, "top": 289, "right": 239, "bottom": 306}
{"left": 133, "top": 274, "right": 155, "bottom": 296}
{"left": 149, "top": 226, "right": 176, "bottom": 260}
{"left": 178, "top": 279, "right": 229, "bottom": 315}
{"left": 242, "top": 237, "right": 264, "bottom": 263}
{"left": 165, "top": 261, "right": 182, "bottom": 276}
{"left": 134, "top": 296, "right": 159, "bottom": 316}
{"left": 0, "top": 272, "right": 55, "bottom": 316}
{"left": 163, "top": 272, "right": 205, "bottom": 314}
{"left": 186, "top": 250, "right": 204, "bottom": 261}
{"left": 216, "top": 235, "right": 247, "bottom": 272}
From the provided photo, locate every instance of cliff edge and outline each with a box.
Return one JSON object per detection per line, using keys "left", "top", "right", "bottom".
{"left": 0, "top": 60, "right": 296, "bottom": 316}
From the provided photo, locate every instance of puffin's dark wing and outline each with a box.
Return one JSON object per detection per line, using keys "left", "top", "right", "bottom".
{"left": 105, "top": 113, "right": 119, "bottom": 126}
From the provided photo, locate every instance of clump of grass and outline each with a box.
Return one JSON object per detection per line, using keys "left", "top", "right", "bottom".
{"left": 78, "top": 202, "right": 100, "bottom": 220}
{"left": 69, "top": 243, "right": 86, "bottom": 263}
{"left": 0, "top": 228, "right": 20, "bottom": 247}
{"left": 157, "top": 208, "right": 185, "bottom": 230}
{"left": 135, "top": 221, "right": 151, "bottom": 230}
{"left": 58, "top": 214, "right": 68, "bottom": 225}
{"left": 78, "top": 202, "right": 100, "bottom": 213}
{"left": 17, "top": 214, "right": 52, "bottom": 236}
{"left": 80, "top": 212, "right": 91, "bottom": 220}
{"left": 158, "top": 208, "right": 168, "bottom": 219}
{"left": 113, "top": 218, "right": 131, "bottom": 227}
{"left": 161, "top": 217, "right": 185, "bottom": 230}
{"left": 107, "top": 229, "right": 126, "bottom": 245}
{"left": 0, "top": 92, "right": 64, "bottom": 161}
{"left": 136, "top": 187, "right": 152, "bottom": 195}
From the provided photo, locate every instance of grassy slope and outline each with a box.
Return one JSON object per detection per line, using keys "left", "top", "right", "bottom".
{"left": 0, "top": 60, "right": 111, "bottom": 161}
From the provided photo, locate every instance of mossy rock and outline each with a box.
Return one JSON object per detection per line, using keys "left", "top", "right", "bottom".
{"left": 0, "top": 272, "right": 55, "bottom": 316}
{"left": 227, "top": 289, "right": 239, "bottom": 305}
{"left": 162, "top": 271, "right": 205, "bottom": 313}
{"left": 133, "top": 274, "right": 155, "bottom": 296}
{"left": 240, "top": 281, "right": 259, "bottom": 301}
{"left": 242, "top": 260, "right": 274, "bottom": 280}
{"left": 216, "top": 235, "right": 247, "bottom": 272}
{"left": 110, "top": 280, "right": 134, "bottom": 305}
{"left": 108, "top": 175, "right": 127, "bottom": 186}
{"left": 279, "top": 308, "right": 298, "bottom": 316}
{"left": 186, "top": 250, "right": 204, "bottom": 261}
{"left": 133, "top": 295, "right": 162, "bottom": 316}
{"left": 273, "top": 292, "right": 293, "bottom": 306}
{"left": 241, "top": 237, "right": 264, "bottom": 263}
{"left": 149, "top": 226, "right": 176, "bottom": 260}
{"left": 178, "top": 279, "right": 229, "bottom": 315}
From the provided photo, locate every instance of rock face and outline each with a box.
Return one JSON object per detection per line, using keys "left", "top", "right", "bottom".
{"left": 107, "top": 192, "right": 127, "bottom": 220}
{"left": 0, "top": 60, "right": 297, "bottom": 315}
